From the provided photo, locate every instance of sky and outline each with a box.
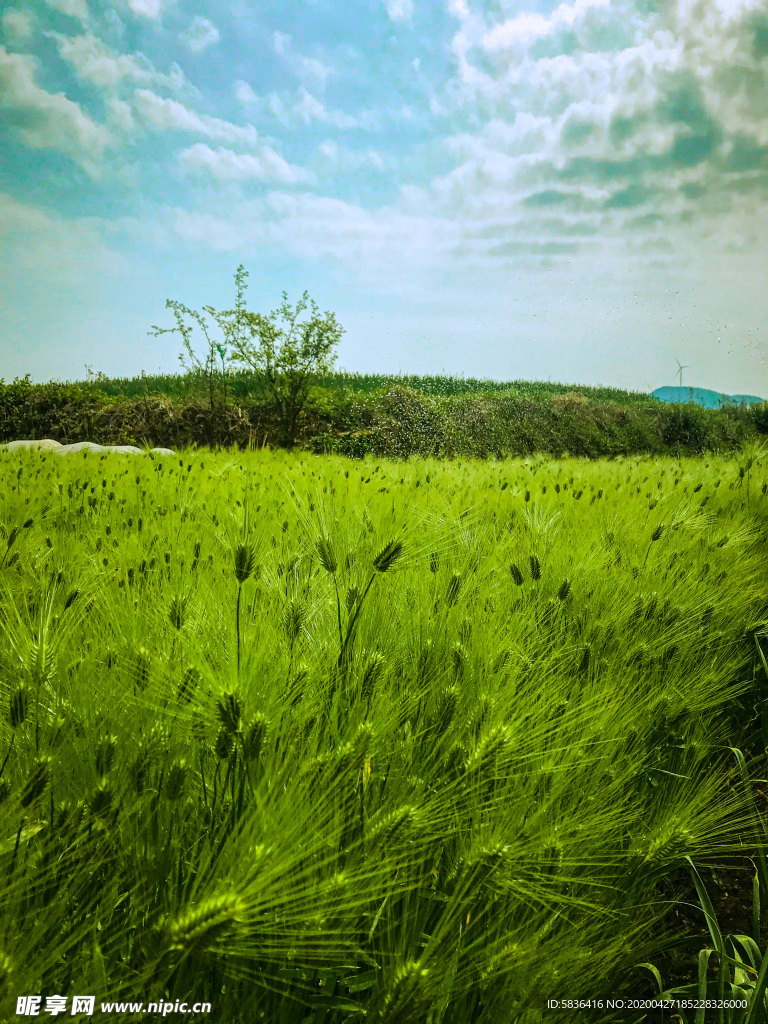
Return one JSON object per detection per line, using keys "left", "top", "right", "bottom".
{"left": 1, "top": 0, "right": 767, "bottom": 395}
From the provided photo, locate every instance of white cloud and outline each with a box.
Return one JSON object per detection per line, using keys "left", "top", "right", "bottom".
{"left": 179, "top": 16, "right": 220, "bottom": 55}
{"left": 236, "top": 78, "right": 378, "bottom": 129}
{"left": 177, "top": 142, "right": 313, "bottom": 184}
{"left": 383, "top": 0, "right": 414, "bottom": 22}
{"left": 404, "top": 0, "right": 768, "bottom": 275}
{"left": 234, "top": 79, "right": 258, "bottom": 105}
{"left": 105, "top": 96, "right": 134, "bottom": 131}
{"left": 482, "top": 12, "right": 553, "bottom": 49}
{"left": 271, "top": 30, "right": 290, "bottom": 56}
{"left": 294, "top": 87, "right": 363, "bottom": 128}
{"left": 482, "top": 0, "right": 611, "bottom": 52}
{"left": 125, "top": 0, "right": 170, "bottom": 20}
{"left": 0, "top": 46, "right": 113, "bottom": 177}
{"left": 45, "top": 0, "right": 89, "bottom": 25}
{"left": 134, "top": 89, "right": 259, "bottom": 146}
{"left": 1, "top": 8, "right": 35, "bottom": 45}
{"left": 447, "top": 0, "right": 471, "bottom": 19}
{"left": 318, "top": 140, "right": 387, "bottom": 171}
{"left": 291, "top": 88, "right": 326, "bottom": 123}
{"left": 0, "top": 190, "right": 127, "bottom": 276}
{"left": 270, "top": 30, "right": 331, "bottom": 88}
{"left": 267, "top": 87, "right": 378, "bottom": 129}
{"left": 171, "top": 193, "right": 458, "bottom": 285}
{"left": 51, "top": 32, "right": 192, "bottom": 93}
{"left": 170, "top": 0, "right": 768, "bottom": 286}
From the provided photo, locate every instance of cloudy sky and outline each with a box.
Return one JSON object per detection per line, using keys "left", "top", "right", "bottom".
{"left": 1, "top": 0, "right": 767, "bottom": 394}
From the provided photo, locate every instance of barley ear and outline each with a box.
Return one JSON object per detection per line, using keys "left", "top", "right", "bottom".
{"left": 233, "top": 542, "right": 257, "bottom": 584}
{"left": 372, "top": 539, "right": 403, "bottom": 574}
{"left": 216, "top": 690, "right": 242, "bottom": 735}
{"left": 21, "top": 756, "right": 52, "bottom": 808}
{"left": 164, "top": 893, "right": 248, "bottom": 954}
{"left": 316, "top": 536, "right": 337, "bottom": 574}
{"left": 8, "top": 685, "right": 28, "bottom": 729}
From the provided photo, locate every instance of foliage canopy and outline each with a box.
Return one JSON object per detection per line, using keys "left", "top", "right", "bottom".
{"left": 222, "top": 265, "right": 344, "bottom": 447}
{"left": 148, "top": 266, "right": 344, "bottom": 447}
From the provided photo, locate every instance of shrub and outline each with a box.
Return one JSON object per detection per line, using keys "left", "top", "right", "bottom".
{"left": 223, "top": 270, "right": 344, "bottom": 448}
{"left": 661, "top": 404, "right": 709, "bottom": 453}
{"left": 0, "top": 376, "right": 106, "bottom": 443}
{"left": 751, "top": 401, "right": 768, "bottom": 435}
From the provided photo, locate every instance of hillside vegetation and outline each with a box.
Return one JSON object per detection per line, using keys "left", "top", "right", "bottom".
{"left": 1, "top": 370, "right": 766, "bottom": 459}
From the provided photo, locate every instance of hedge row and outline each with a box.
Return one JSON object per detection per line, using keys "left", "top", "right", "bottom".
{"left": 1, "top": 376, "right": 765, "bottom": 458}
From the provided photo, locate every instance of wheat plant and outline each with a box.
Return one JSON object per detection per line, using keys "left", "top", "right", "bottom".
{"left": 0, "top": 446, "right": 765, "bottom": 1023}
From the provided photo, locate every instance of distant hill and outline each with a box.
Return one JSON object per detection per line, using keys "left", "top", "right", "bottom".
{"left": 652, "top": 386, "right": 766, "bottom": 409}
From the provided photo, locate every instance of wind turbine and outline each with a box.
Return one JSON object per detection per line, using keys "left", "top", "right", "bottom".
{"left": 673, "top": 357, "right": 691, "bottom": 388}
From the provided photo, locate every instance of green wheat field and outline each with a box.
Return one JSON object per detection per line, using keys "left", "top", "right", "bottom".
{"left": 1, "top": 445, "right": 767, "bottom": 1023}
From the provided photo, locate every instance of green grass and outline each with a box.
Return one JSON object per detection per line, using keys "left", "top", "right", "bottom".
{"left": 69, "top": 368, "right": 656, "bottom": 405}
{"left": 0, "top": 447, "right": 766, "bottom": 1023}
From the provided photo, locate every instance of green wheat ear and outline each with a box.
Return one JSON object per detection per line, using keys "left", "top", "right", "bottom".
{"left": 20, "top": 756, "right": 52, "bottom": 808}
{"left": 372, "top": 538, "right": 403, "bottom": 573}
{"left": 164, "top": 892, "right": 248, "bottom": 954}
{"left": 168, "top": 592, "right": 189, "bottom": 630}
{"left": 8, "top": 685, "right": 28, "bottom": 728}
{"left": 135, "top": 647, "right": 150, "bottom": 690}
{"left": 360, "top": 651, "right": 385, "bottom": 704}
{"left": 233, "top": 541, "right": 257, "bottom": 583}
{"left": 466, "top": 724, "right": 512, "bottom": 775}
{"left": 164, "top": 758, "right": 188, "bottom": 801}
{"left": 90, "top": 780, "right": 114, "bottom": 819}
{"left": 446, "top": 570, "right": 461, "bottom": 606}
{"left": 434, "top": 685, "right": 459, "bottom": 734}
{"left": 281, "top": 598, "right": 306, "bottom": 645}
{"left": 215, "top": 727, "right": 234, "bottom": 760}
{"left": 242, "top": 713, "right": 268, "bottom": 761}
{"left": 95, "top": 735, "right": 117, "bottom": 777}
{"left": 370, "top": 960, "right": 433, "bottom": 1024}
{"left": 0, "top": 950, "right": 14, "bottom": 1003}
{"left": 216, "top": 690, "right": 242, "bottom": 735}
{"left": 316, "top": 535, "right": 337, "bottom": 574}
{"left": 366, "top": 804, "right": 420, "bottom": 851}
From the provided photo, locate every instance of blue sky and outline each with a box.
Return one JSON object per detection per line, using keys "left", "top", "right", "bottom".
{"left": 1, "top": 0, "right": 767, "bottom": 394}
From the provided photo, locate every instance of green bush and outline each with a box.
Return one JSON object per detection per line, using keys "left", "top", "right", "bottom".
{"left": 0, "top": 376, "right": 107, "bottom": 443}
{"left": 751, "top": 401, "right": 768, "bottom": 435}
{"left": 1, "top": 374, "right": 761, "bottom": 458}
{"left": 661, "top": 404, "right": 709, "bottom": 453}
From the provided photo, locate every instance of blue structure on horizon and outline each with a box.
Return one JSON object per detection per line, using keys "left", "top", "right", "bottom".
{"left": 652, "top": 386, "right": 766, "bottom": 409}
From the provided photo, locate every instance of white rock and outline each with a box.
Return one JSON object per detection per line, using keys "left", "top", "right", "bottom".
{"left": 56, "top": 442, "right": 106, "bottom": 454}
{"left": 1, "top": 438, "right": 63, "bottom": 451}
{"left": 1, "top": 439, "right": 175, "bottom": 456}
